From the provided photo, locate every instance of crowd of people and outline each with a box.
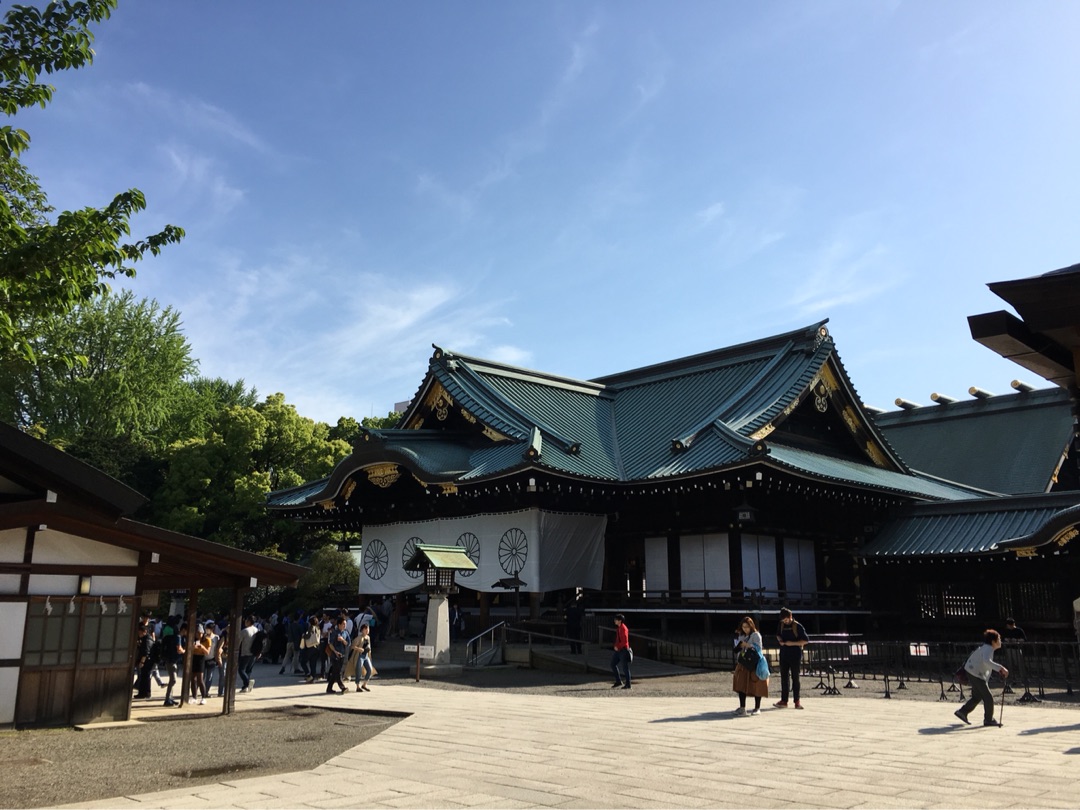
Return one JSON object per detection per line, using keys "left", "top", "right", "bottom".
{"left": 133, "top": 599, "right": 397, "bottom": 706}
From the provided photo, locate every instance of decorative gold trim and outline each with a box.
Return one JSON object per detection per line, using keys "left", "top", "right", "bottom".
{"left": 863, "top": 441, "right": 888, "bottom": 467}
{"left": 437, "top": 483, "right": 458, "bottom": 495}
{"left": 750, "top": 423, "right": 775, "bottom": 440}
{"left": 423, "top": 381, "right": 451, "bottom": 410}
{"left": 482, "top": 426, "right": 510, "bottom": 442}
{"left": 341, "top": 479, "right": 356, "bottom": 501}
{"left": 366, "top": 464, "right": 401, "bottom": 488}
{"left": 318, "top": 499, "right": 335, "bottom": 511}
{"left": 842, "top": 406, "right": 860, "bottom": 434}
{"left": 817, "top": 365, "right": 839, "bottom": 392}
{"left": 1013, "top": 547, "right": 1037, "bottom": 558}
{"left": 1053, "top": 527, "right": 1078, "bottom": 547}
{"left": 460, "top": 408, "right": 477, "bottom": 424}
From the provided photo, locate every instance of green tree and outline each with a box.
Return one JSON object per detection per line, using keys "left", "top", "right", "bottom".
{"left": 328, "top": 411, "right": 401, "bottom": 445}
{"left": 288, "top": 545, "right": 359, "bottom": 612}
{"left": 151, "top": 393, "right": 351, "bottom": 559}
{"left": 0, "top": 289, "right": 197, "bottom": 483}
{"left": 0, "top": 0, "right": 183, "bottom": 366}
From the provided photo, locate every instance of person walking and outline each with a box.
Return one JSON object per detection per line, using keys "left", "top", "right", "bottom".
{"left": 216, "top": 625, "right": 230, "bottom": 698}
{"left": 955, "top": 629, "right": 1009, "bottom": 727}
{"left": 202, "top": 622, "right": 220, "bottom": 697}
{"left": 733, "top": 616, "right": 769, "bottom": 716}
{"left": 190, "top": 628, "right": 211, "bottom": 705}
{"left": 325, "top": 616, "right": 350, "bottom": 695}
{"left": 774, "top": 607, "right": 809, "bottom": 709}
{"left": 160, "top": 617, "right": 184, "bottom": 707}
{"left": 237, "top": 615, "right": 259, "bottom": 693}
{"left": 610, "top": 614, "right": 632, "bottom": 689}
{"left": 301, "top": 616, "right": 321, "bottom": 682}
{"left": 133, "top": 623, "right": 154, "bottom": 699}
{"left": 351, "top": 623, "right": 375, "bottom": 692}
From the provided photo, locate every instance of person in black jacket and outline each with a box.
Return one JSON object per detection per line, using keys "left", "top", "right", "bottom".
{"left": 133, "top": 623, "right": 154, "bottom": 699}
{"left": 774, "top": 607, "right": 809, "bottom": 709}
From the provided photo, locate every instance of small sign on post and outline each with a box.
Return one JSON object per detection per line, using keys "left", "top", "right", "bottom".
{"left": 404, "top": 644, "right": 436, "bottom": 680}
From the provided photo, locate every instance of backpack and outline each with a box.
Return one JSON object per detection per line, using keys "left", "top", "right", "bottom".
{"left": 251, "top": 629, "right": 268, "bottom": 656}
{"left": 147, "top": 638, "right": 162, "bottom": 665}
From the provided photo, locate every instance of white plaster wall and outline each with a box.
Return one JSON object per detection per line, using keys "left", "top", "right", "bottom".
{"left": 0, "top": 574, "right": 21, "bottom": 595}
{"left": 32, "top": 531, "right": 139, "bottom": 565}
{"left": 0, "top": 528, "right": 26, "bottom": 562}
{"left": 89, "top": 576, "right": 137, "bottom": 596}
{"left": 0, "top": 602, "right": 26, "bottom": 658}
{"left": 27, "top": 574, "right": 78, "bottom": 595}
{"left": 0, "top": 667, "right": 18, "bottom": 726}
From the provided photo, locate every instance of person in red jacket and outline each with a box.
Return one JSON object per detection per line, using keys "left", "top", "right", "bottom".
{"left": 610, "top": 614, "right": 631, "bottom": 689}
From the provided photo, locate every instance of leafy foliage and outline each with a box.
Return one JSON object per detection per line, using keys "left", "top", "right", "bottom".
{"left": 0, "top": 0, "right": 184, "bottom": 366}
{"left": 288, "top": 545, "right": 360, "bottom": 613}
{"left": 328, "top": 411, "right": 401, "bottom": 445}
{"left": 0, "top": 289, "right": 197, "bottom": 485}
{"left": 150, "top": 393, "right": 351, "bottom": 558}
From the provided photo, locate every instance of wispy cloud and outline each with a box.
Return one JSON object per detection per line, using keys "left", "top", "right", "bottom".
{"left": 417, "top": 19, "right": 602, "bottom": 215}
{"left": 124, "top": 82, "right": 271, "bottom": 154}
{"left": 167, "top": 252, "right": 525, "bottom": 423}
{"left": 415, "top": 172, "right": 475, "bottom": 220}
{"left": 786, "top": 216, "right": 903, "bottom": 316}
{"left": 160, "top": 143, "right": 245, "bottom": 216}
{"left": 695, "top": 201, "right": 726, "bottom": 227}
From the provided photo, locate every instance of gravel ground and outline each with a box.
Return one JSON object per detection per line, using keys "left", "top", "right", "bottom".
{"left": 2, "top": 666, "right": 1076, "bottom": 809}
{"left": 1, "top": 705, "right": 401, "bottom": 810}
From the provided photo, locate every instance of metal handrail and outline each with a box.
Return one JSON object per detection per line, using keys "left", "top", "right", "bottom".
{"left": 465, "top": 621, "right": 507, "bottom": 667}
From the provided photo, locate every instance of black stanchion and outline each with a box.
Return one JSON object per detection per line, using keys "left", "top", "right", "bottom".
{"left": 937, "top": 677, "right": 949, "bottom": 702}
{"left": 844, "top": 669, "right": 859, "bottom": 689}
{"left": 883, "top": 674, "right": 891, "bottom": 699}
{"left": 822, "top": 666, "right": 841, "bottom": 695}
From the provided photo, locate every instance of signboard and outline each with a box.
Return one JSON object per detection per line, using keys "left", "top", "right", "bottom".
{"left": 418, "top": 645, "right": 435, "bottom": 659}
{"left": 404, "top": 644, "right": 418, "bottom": 652}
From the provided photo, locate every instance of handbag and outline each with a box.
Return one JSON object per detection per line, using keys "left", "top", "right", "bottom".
{"left": 736, "top": 645, "right": 761, "bottom": 669}
{"left": 755, "top": 654, "right": 771, "bottom": 681}
{"left": 953, "top": 665, "right": 969, "bottom": 686}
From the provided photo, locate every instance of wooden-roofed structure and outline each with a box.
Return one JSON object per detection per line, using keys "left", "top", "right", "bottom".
{"left": 854, "top": 263, "right": 1080, "bottom": 638}
{"left": 270, "top": 321, "right": 997, "bottom": 637}
{"left": 0, "top": 420, "right": 306, "bottom": 728}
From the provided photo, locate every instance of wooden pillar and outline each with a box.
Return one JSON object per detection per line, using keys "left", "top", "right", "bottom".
{"left": 478, "top": 592, "right": 490, "bottom": 629}
{"left": 180, "top": 588, "right": 199, "bottom": 706}
{"left": 223, "top": 586, "right": 247, "bottom": 716}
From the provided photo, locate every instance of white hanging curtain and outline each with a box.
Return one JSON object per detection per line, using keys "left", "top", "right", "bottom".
{"left": 356, "top": 508, "right": 606, "bottom": 595}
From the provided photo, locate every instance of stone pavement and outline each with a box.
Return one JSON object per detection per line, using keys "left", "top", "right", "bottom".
{"left": 65, "top": 671, "right": 1079, "bottom": 810}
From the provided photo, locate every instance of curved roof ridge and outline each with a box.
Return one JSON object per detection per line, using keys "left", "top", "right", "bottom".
{"left": 671, "top": 342, "right": 798, "bottom": 451}
{"left": 435, "top": 355, "right": 581, "bottom": 454}
{"left": 591, "top": 320, "right": 828, "bottom": 388}
{"left": 435, "top": 345, "right": 607, "bottom": 395}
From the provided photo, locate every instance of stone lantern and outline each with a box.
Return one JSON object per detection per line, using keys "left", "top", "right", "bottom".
{"left": 402, "top": 544, "right": 477, "bottom": 665}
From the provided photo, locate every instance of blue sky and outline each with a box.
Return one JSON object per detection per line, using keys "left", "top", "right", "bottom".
{"left": 17, "top": 1, "right": 1080, "bottom": 423}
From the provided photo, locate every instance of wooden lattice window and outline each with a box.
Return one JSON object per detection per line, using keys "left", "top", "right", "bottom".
{"left": 22, "top": 599, "right": 133, "bottom": 668}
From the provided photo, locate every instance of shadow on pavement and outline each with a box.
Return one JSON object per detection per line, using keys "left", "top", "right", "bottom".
{"left": 1018, "top": 722, "right": 1080, "bottom": 736}
{"left": 651, "top": 711, "right": 733, "bottom": 723}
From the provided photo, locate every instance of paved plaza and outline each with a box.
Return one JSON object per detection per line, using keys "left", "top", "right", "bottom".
{"left": 60, "top": 668, "right": 1079, "bottom": 810}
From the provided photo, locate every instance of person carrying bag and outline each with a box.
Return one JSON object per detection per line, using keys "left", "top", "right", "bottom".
{"left": 732, "top": 616, "right": 769, "bottom": 716}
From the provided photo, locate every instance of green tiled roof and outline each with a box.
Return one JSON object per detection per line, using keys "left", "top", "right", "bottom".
{"left": 873, "top": 387, "right": 1072, "bottom": 494}
{"left": 268, "top": 321, "right": 983, "bottom": 510}
{"left": 765, "top": 444, "right": 990, "bottom": 501}
{"left": 860, "top": 493, "right": 1080, "bottom": 558}
{"left": 403, "top": 544, "right": 477, "bottom": 571}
